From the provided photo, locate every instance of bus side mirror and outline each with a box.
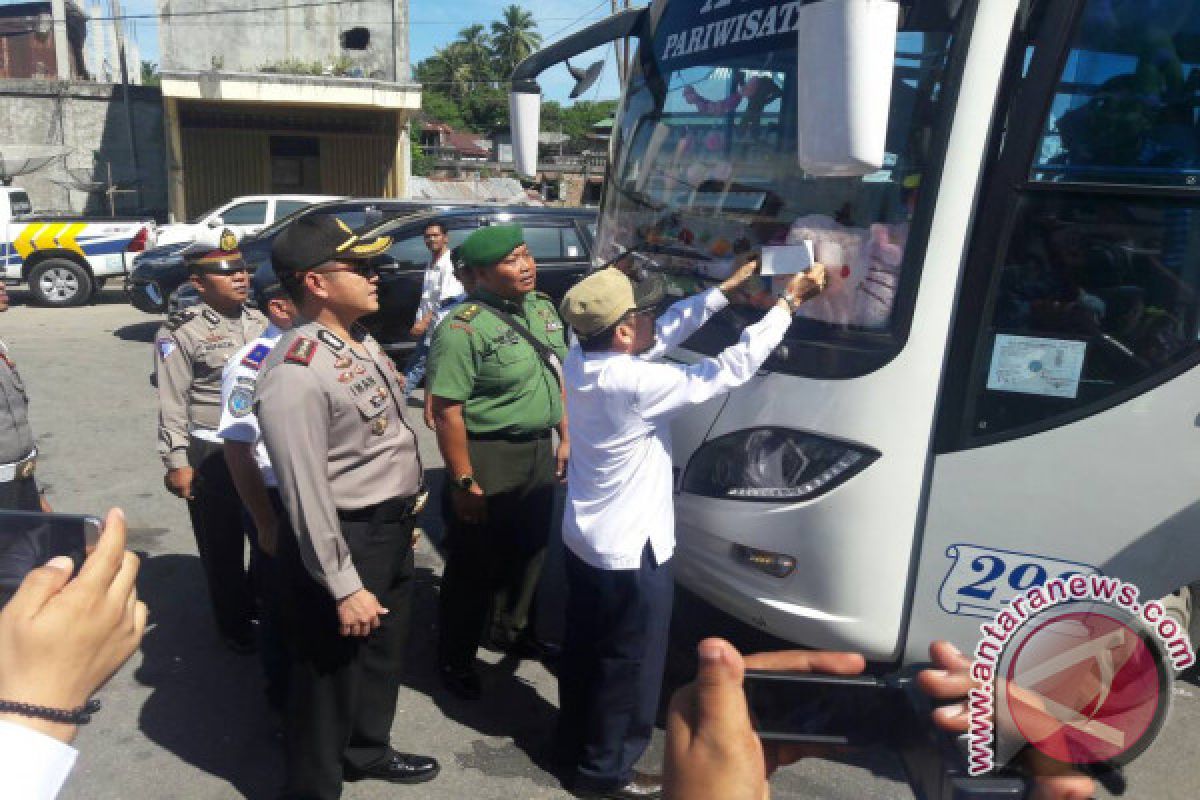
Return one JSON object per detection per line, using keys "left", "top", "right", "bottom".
{"left": 796, "top": 0, "right": 899, "bottom": 176}
{"left": 510, "top": 85, "right": 542, "bottom": 178}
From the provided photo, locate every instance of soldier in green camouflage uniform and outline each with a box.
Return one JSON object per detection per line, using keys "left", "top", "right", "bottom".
{"left": 428, "top": 223, "right": 569, "bottom": 699}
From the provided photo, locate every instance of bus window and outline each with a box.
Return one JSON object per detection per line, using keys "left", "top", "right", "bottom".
{"left": 1031, "top": 0, "right": 1200, "bottom": 187}
{"left": 597, "top": 0, "right": 960, "bottom": 378}
{"left": 967, "top": 194, "right": 1200, "bottom": 439}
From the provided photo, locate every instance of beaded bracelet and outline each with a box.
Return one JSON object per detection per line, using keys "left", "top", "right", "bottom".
{"left": 0, "top": 698, "right": 101, "bottom": 725}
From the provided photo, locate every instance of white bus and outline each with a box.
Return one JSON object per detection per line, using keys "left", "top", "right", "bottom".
{"left": 513, "top": 0, "right": 1200, "bottom": 678}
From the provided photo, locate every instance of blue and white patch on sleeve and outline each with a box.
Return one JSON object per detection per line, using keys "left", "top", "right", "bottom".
{"left": 156, "top": 337, "right": 176, "bottom": 360}
{"left": 241, "top": 342, "right": 271, "bottom": 370}
{"left": 227, "top": 386, "right": 254, "bottom": 418}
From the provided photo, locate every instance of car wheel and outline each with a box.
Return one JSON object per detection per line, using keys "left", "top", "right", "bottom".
{"left": 29, "top": 259, "right": 93, "bottom": 307}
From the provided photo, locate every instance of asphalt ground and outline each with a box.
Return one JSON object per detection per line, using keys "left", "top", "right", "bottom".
{"left": 2, "top": 288, "right": 1197, "bottom": 799}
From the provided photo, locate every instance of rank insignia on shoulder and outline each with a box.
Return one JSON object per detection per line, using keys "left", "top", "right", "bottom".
{"left": 318, "top": 329, "right": 346, "bottom": 352}
{"left": 156, "top": 337, "right": 176, "bottom": 360}
{"left": 165, "top": 310, "right": 195, "bottom": 331}
{"left": 535, "top": 290, "right": 552, "bottom": 301}
{"left": 241, "top": 343, "right": 271, "bottom": 370}
{"left": 285, "top": 337, "right": 317, "bottom": 365}
{"left": 455, "top": 304, "right": 480, "bottom": 322}
{"left": 227, "top": 386, "right": 254, "bottom": 418}
{"left": 449, "top": 322, "right": 473, "bottom": 333}
{"left": 202, "top": 308, "right": 221, "bottom": 326}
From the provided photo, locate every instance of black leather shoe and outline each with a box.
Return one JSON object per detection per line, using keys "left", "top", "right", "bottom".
{"left": 513, "top": 635, "right": 562, "bottom": 663}
{"left": 439, "top": 664, "right": 482, "bottom": 700}
{"left": 574, "top": 772, "right": 663, "bottom": 799}
{"left": 344, "top": 750, "right": 440, "bottom": 784}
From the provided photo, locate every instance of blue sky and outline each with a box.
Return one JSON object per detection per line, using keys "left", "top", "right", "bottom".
{"left": 64, "top": 0, "right": 626, "bottom": 105}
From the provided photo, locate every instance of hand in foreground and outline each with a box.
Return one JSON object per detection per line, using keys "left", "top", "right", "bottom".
{"left": 336, "top": 588, "right": 388, "bottom": 638}
{"left": 164, "top": 467, "right": 195, "bottom": 500}
{"left": 0, "top": 508, "right": 147, "bottom": 743}
{"left": 916, "top": 641, "right": 1097, "bottom": 800}
{"left": 664, "top": 637, "right": 865, "bottom": 800}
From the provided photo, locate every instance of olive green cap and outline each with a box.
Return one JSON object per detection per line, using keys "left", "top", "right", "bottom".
{"left": 560, "top": 267, "right": 665, "bottom": 338}
{"left": 459, "top": 224, "right": 525, "bottom": 269}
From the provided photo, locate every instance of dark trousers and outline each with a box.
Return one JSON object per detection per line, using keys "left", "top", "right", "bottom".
{"left": 252, "top": 489, "right": 289, "bottom": 712}
{"left": 277, "top": 496, "right": 416, "bottom": 800}
{"left": 0, "top": 476, "right": 39, "bottom": 511}
{"left": 556, "top": 543, "right": 674, "bottom": 790}
{"left": 186, "top": 438, "right": 256, "bottom": 642}
{"left": 437, "top": 434, "right": 555, "bottom": 670}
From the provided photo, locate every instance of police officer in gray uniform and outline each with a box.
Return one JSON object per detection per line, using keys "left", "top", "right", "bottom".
{"left": 0, "top": 282, "right": 47, "bottom": 512}
{"left": 256, "top": 215, "right": 438, "bottom": 799}
{"left": 155, "top": 230, "right": 267, "bottom": 652}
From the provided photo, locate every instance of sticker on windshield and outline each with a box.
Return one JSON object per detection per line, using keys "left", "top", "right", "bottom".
{"left": 938, "top": 544, "right": 1098, "bottom": 619}
{"left": 986, "top": 334, "right": 1086, "bottom": 399}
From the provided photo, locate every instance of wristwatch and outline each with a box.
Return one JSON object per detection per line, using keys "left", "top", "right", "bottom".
{"left": 453, "top": 473, "right": 477, "bottom": 491}
{"left": 781, "top": 292, "right": 802, "bottom": 314}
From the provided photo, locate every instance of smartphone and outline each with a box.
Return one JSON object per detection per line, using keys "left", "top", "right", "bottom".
{"left": 744, "top": 670, "right": 904, "bottom": 746}
{"left": 0, "top": 511, "right": 103, "bottom": 607}
{"left": 760, "top": 242, "right": 814, "bottom": 275}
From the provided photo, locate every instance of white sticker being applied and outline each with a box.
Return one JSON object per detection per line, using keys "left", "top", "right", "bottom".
{"left": 938, "top": 544, "right": 1098, "bottom": 619}
{"left": 986, "top": 334, "right": 1086, "bottom": 399}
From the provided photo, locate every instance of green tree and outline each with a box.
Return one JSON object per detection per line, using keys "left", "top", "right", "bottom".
{"left": 457, "top": 23, "right": 495, "bottom": 82}
{"left": 421, "top": 90, "right": 468, "bottom": 131}
{"left": 490, "top": 4, "right": 542, "bottom": 79}
{"left": 140, "top": 60, "right": 160, "bottom": 86}
{"left": 411, "top": 137, "right": 431, "bottom": 177}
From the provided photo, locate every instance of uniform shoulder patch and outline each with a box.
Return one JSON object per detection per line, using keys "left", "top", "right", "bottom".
{"left": 165, "top": 310, "right": 195, "bottom": 331}
{"left": 241, "top": 343, "right": 271, "bottom": 370}
{"left": 202, "top": 308, "right": 221, "bottom": 326}
{"left": 156, "top": 337, "right": 176, "bottom": 360}
{"left": 285, "top": 337, "right": 317, "bottom": 366}
{"left": 227, "top": 386, "right": 254, "bottom": 418}
{"left": 455, "top": 304, "right": 480, "bottom": 322}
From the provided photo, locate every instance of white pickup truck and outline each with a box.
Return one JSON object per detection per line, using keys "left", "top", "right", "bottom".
{"left": 0, "top": 186, "right": 157, "bottom": 307}
{"left": 154, "top": 194, "right": 340, "bottom": 247}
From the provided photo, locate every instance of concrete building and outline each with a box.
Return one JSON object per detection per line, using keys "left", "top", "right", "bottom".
{"left": 157, "top": 0, "right": 420, "bottom": 221}
{"left": 0, "top": 2, "right": 166, "bottom": 217}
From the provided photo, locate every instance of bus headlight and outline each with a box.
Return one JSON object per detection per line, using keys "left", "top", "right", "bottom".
{"left": 681, "top": 428, "right": 877, "bottom": 501}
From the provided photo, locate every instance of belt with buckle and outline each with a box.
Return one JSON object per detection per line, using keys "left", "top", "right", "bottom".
{"left": 0, "top": 449, "right": 37, "bottom": 483}
{"left": 338, "top": 489, "right": 429, "bottom": 523}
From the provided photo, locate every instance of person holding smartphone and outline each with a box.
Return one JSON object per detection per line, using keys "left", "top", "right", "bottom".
{"left": 0, "top": 282, "right": 50, "bottom": 513}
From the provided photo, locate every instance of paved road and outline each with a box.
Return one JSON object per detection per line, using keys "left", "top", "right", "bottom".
{"left": 1, "top": 291, "right": 1196, "bottom": 799}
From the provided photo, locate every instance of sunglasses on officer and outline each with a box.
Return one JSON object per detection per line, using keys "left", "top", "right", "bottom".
{"left": 310, "top": 261, "right": 380, "bottom": 279}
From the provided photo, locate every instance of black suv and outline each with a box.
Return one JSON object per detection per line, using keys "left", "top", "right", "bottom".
{"left": 361, "top": 206, "right": 597, "bottom": 352}
{"left": 125, "top": 198, "right": 485, "bottom": 314}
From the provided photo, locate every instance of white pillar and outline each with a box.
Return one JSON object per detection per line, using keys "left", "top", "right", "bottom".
{"left": 51, "top": 0, "right": 71, "bottom": 79}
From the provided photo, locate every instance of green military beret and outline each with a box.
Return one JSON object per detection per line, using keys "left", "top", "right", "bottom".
{"left": 459, "top": 224, "right": 525, "bottom": 269}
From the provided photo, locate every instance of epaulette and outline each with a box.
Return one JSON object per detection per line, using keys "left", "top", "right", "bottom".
{"left": 534, "top": 291, "right": 553, "bottom": 302}
{"left": 202, "top": 308, "right": 221, "bottom": 326}
{"left": 165, "top": 310, "right": 196, "bottom": 331}
{"left": 455, "top": 304, "right": 481, "bottom": 322}
{"left": 284, "top": 337, "right": 317, "bottom": 366}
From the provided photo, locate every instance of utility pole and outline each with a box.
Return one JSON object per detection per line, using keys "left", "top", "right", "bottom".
{"left": 108, "top": 0, "right": 141, "bottom": 209}
{"left": 611, "top": 0, "right": 631, "bottom": 83}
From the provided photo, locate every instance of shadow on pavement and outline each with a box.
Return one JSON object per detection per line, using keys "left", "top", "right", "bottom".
{"left": 134, "top": 552, "right": 281, "bottom": 799}
{"left": 113, "top": 320, "right": 161, "bottom": 343}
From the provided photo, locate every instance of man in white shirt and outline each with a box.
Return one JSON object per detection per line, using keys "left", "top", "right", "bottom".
{"left": 405, "top": 221, "right": 463, "bottom": 392}
{"left": 217, "top": 263, "right": 298, "bottom": 711}
{"left": 554, "top": 259, "right": 825, "bottom": 799}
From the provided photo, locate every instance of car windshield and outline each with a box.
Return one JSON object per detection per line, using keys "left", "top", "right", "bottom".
{"left": 595, "top": 0, "right": 959, "bottom": 373}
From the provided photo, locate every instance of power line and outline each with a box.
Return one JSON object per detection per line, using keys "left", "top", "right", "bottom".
{"left": 543, "top": 0, "right": 612, "bottom": 43}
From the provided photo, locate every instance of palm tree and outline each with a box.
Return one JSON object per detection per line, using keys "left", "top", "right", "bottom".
{"left": 418, "top": 43, "right": 476, "bottom": 101}
{"left": 490, "top": 4, "right": 542, "bottom": 79}
{"left": 457, "top": 23, "right": 495, "bottom": 83}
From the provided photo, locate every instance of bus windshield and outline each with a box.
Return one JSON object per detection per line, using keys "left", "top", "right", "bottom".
{"left": 595, "top": 0, "right": 960, "bottom": 376}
